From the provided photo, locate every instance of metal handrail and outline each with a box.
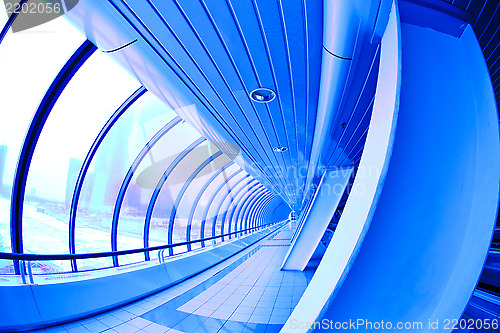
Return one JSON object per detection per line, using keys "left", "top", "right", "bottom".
{"left": 0, "top": 222, "right": 281, "bottom": 261}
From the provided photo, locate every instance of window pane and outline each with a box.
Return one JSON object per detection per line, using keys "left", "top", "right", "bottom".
{"left": 0, "top": 15, "right": 84, "bottom": 273}
{"left": 195, "top": 165, "right": 240, "bottom": 249}
{"left": 176, "top": 153, "right": 232, "bottom": 251}
{"left": 114, "top": 96, "right": 183, "bottom": 265}
{"left": 204, "top": 170, "right": 247, "bottom": 243}
{"left": 75, "top": 93, "right": 182, "bottom": 270}
{"left": 23, "top": 50, "right": 140, "bottom": 273}
{"left": 118, "top": 121, "right": 203, "bottom": 263}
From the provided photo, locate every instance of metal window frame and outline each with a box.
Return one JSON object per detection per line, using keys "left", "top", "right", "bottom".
{"left": 219, "top": 180, "right": 258, "bottom": 239}
{"left": 241, "top": 191, "right": 268, "bottom": 231}
{"left": 199, "top": 169, "right": 243, "bottom": 246}
{"left": 10, "top": 40, "right": 96, "bottom": 274}
{"left": 167, "top": 151, "right": 224, "bottom": 255}
{"left": 0, "top": 0, "right": 29, "bottom": 45}
{"left": 110, "top": 116, "right": 182, "bottom": 263}
{"left": 223, "top": 182, "right": 262, "bottom": 238}
{"left": 69, "top": 86, "right": 147, "bottom": 271}
{"left": 257, "top": 197, "right": 279, "bottom": 227}
{"left": 255, "top": 196, "right": 276, "bottom": 228}
{"left": 237, "top": 187, "right": 268, "bottom": 232}
{"left": 210, "top": 175, "right": 251, "bottom": 242}
{"left": 139, "top": 136, "right": 206, "bottom": 266}
{"left": 186, "top": 161, "right": 235, "bottom": 251}
{"left": 248, "top": 194, "right": 273, "bottom": 229}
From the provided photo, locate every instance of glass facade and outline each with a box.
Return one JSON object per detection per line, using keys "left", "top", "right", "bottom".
{"left": 0, "top": 15, "right": 86, "bottom": 273}
{"left": 0, "top": 9, "right": 278, "bottom": 275}
{"left": 1, "top": 1, "right": 500, "bottom": 332}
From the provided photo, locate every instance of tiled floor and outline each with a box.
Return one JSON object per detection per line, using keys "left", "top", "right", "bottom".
{"left": 28, "top": 225, "right": 315, "bottom": 333}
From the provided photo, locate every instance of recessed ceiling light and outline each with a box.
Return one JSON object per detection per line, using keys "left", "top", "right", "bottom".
{"left": 273, "top": 146, "right": 288, "bottom": 152}
{"left": 250, "top": 88, "right": 276, "bottom": 103}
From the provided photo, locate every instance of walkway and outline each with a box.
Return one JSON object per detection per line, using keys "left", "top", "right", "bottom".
{"left": 29, "top": 224, "right": 314, "bottom": 333}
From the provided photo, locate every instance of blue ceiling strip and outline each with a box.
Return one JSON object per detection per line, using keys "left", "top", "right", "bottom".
{"left": 140, "top": 136, "right": 206, "bottom": 266}
{"left": 197, "top": 0, "right": 291, "bottom": 193}
{"left": 186, "top": 161, "right": 235, "bottom": 251}
{"left": 157, "top": 0, "right": 292, "bottom": 196}
{"left": 0, "top": 0, "right": 28, "bottom": 45}
{"left": 224, "top": 0, "right": 295, "bottom": 202}
{"left": 110, "top": 115, "right": 182, "bottom": 262}
{"left": 10, "top": 40, "right": 96, "bottom": 275}
{"left": 235, "top": 186, "right": 267, "bottom": 233}
{"left": 170, "top": 0, "right": 286, "bottom": 191}
{"left": 224, "top": 182, "right": 262, "bottom": 238}
{"left": 250, "top": 0, "right": 294, "bottom": 193}
{"left": 166, "top": 151, "right": 224, "bottom": 256}
{"left": 220, "top": 180, "right": 258, "bottom": 240}
{"left": 108, "top": 0, "right": 283, "bottom": 196}
{"left": 277, "top": 0, "right": 301, "bottom": 188}
{"left": 210, "top": 175, "right": 251, "bottom": 242}
{"left": 199, "top": 169, "right": 243, "bottom": 246}
{"left": 69, "top": 86, "right": 146, "bottom": 272}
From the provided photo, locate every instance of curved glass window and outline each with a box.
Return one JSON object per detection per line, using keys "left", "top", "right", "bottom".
{"left": 143, "top": 129, "right": 204, "bottom": 258}
{"left": 175, "top": 153, "right": 232, "bottom": 251}
{"left": 22, "top": 50, "right": 140, "bottom": 273}
{"left": 117, "top": 119, "right": 201, "bottom": 264}
{"left": 0, "top": 7, "right": 265, "bottom": 274}
{"left": 205, "top": 171, "right": 248, "bottom": 241}
{"left": 189, "top": 163, "right": 240, "bottom": 249}
{"left": 0, "top": 15, "right": 85, "bottom": 273}
{"left": 218, "top": 179, "right": 252, "bottom": 236}
{"left": 224, "top": 182, "right": 258, "bottom": 234}
{"left": 72, "top": 91, "right": 180, "bottom": 271}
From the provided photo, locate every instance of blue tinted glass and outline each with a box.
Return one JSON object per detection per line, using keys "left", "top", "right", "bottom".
{"left": 0, "top": 15, "right": 85, "bottom": 273}
{"left": 23, "top": 51, "right": 140, "bottom": 273}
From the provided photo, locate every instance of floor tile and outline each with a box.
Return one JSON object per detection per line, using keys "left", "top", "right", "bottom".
{"left": 61, "top": 322, "right": 82, "bottom": 330}
{"left": 113, "top": 322, "right": 140, "bottom": 333}
{"left": 211, "top": 309, "right": 233, "bottom": 320}
{"left": 81, "top": 320, "right": 108, "bottom": 333}
{"left": 220, "top": 320, "right": 246, "bottom": 332}
{"left": 112, "top": 311, "right": 136, "bottom": 322}
{"left": 125, "top": 306, "right": 148, "bottom": 316}
{"left": 41, "top": 226, "right": 313, "bottom": 333}
{"left": 128, "top": 317, "right": 152, "bottom": 329}
{"left": 249, "top": 314, "right": 270, "bottom": 324}
{"left": 229, "top": 312, "right": 251, "bottom": 323}
{"left": 140, "top": 323, "right": 169, "bottom": 333}
{"left": 65, "top": 325, "right": 91, "bottom": 333}
{"left": 98, "top": 315, "right": 123, "bottom": 328}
